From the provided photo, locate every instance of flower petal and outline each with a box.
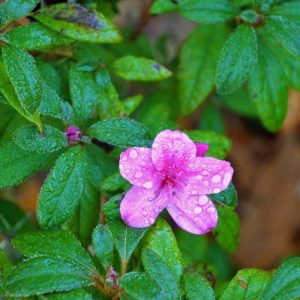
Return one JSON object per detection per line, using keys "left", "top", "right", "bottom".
{"left": 186, "top": 157, "right": 233, "bottom": 195}
{"left": 119, "top": 147, "right": 163, "bottom": 188}
{"left": 195, "top": 143, "right": 209, "bottom": 157}
{"left": 120, "top": 186, "right": 168, "bottom": 228}
{"left": 151, "top": 130, "right": 196, "bottom": 174}
{"left": 167, "top": 193, "right": 217, "bottom": 234}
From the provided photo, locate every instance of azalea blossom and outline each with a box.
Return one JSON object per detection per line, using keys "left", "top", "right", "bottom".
{"left": 119, "top": 130, "right": 233, "bottom": 234}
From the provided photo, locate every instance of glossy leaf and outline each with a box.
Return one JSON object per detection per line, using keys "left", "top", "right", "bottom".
{"left": 39, "top": 289, "right": 93, "bottom": 300}
{"left": 210, "top": 183, "right": 238, "bottom": 208}
{"left": 179, "top": 24, "right": 229, "bottom": 115}
{"left": 123, "top": 94, "right": 143, "bottom": 116}
{"left": 101, "top": 172, "right": 131, "bottom": 194}
{"left": 113, "top": 56, "right": 172, "bottom": 81}
{"left": 103, "top": 194, "right": 123, "bottom": 219}
{"left": 88, "top": 118, "right": 152, "bottom": 148}
{"left": 34, "top": 3, "right": 122, "bottom": 43}
{"left": 216, "top": 25, "right": 258, "bottom": 95}
{"left": 150, "top": 0, "right": 177, "bottom": 14}
{"left": 37, "top": 146, "right": 87, "bottom": 228}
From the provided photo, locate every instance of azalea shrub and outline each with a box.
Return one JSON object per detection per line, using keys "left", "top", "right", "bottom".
{"left": 0, "top": 0, "right": 300, "bottom": 299}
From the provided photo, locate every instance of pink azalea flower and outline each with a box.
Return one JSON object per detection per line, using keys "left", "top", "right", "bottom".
{"left": 119, "top": 130, "right": 233, "bottom": 235}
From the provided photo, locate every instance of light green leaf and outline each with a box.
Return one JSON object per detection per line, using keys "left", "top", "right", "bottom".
{"left": 13, "top": 125, "right": 67, "bottom": 154}
{"left": 183, "top": 273, "right": 215, "bottom": 300}
{"left": 249, "top": 41, "right": 288, "bottom": 132}
{"left": 88, "top": 118, "right": 152, "bottom": 148}
{"left": 210, "top": 183, "right": 238, "bottom": 208}
{"left": 0, "top": 249, "right": 12, "bottom": 280}
{"left": 69, "top": 65, "right": 98, "bottom": 127}
{"left": 34, "top": 3, "right": 122, "bottom": 43}
{"left": 150, "top": 0, "right": 177, "bottom": 14}
{"left": 0, "top": 142, "right": 56, "bottom": 189}
{"left": 4, "top": 257, "right": 94, "bottom": 297}
{"left": 13, "top": 230, "right": 95, "bottom": 270}
{"left": 120, "top": 272, "right": 162, "bottom": 300}
{"left": 39, "top": 289, "right": 93, "bottom": 300}
{"left": 142, "top": 249, "right": 180, "bottom": 300}
{"left": 179, "top": 24, "right": 229, "bottom": 115}
{"left": 113, "top": 56, "right": 172, "bottom": 81}
{"left": 179, "top": 0, "right": 238, "bottom": 24}
{"left": 37, "top": 146, "right": 87, "bottom": 228}
{"left": 268, "top": 1, "right": 300, "bottom": 18}
{"left": 4, "top": 23, "right": 73, "bottom": 51}
{"left": 0, "top": 0, "right": 39, "bottom": 27}
{"left": 216, "top": 25, "right": 258, "bottom": 95}
{"left": 123, "top": 94, "right": 143, "bottom": 116}
{"left": 92, "top": 224, "right": 114, "bottom": 270}
{"left": 261, "top": 257, "right": 300, "bottom": 300}
{"left": 213, "top": 206, "right": 239, "bottom": 253}
{"left": 101, "top": 172, "right": 130, "bottom": 194}
{"left": 220, "top": 269, "right": 271, "bottom": 300}
{"left": 145, "top": 219, "right": 182, "bottom": 283}
{"left": 186, "top": 130, "right": 232, "bottom": 159}
{"left": 2, "top": 44, "right": 42, "bottom": 114}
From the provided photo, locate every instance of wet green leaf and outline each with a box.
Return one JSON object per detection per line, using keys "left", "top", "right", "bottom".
{"left": 39, "top": 289, "right": 93, "bottom": 300}
{"left": 210, "top": 183, "right": 238, "bottom": 208}
{"left": 150, "top": 0, "right": 177, "bottom": 14}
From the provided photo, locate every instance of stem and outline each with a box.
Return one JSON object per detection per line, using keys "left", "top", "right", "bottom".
{"left": 120, "top": 260, "right": 128, "bottom": 276}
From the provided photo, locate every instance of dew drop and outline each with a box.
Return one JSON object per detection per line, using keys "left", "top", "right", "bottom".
{"left": 207, "top": 207, "right": 216, "bottom": 214}
{"left": 202, "top": 170, "right": 209, "bottom": 176}
{"left": 196, "top": 175, "right": 203, "bottom": 180}
{"left": 149, "top": 217, "right": 155, "bottom": 224}
{"left": 142, "top": 210, "right": 147, "bottom": 216}
{"left": 213, "top": 187, "right": 221, "bottom": 193}
{"left": 143, "top": 181, "right": 153, "bottom": 189}
{"left": 194, "top": 206, "right": 203, "bottom": 214}
{"left": 223, "top": 172, "right": 232, "bottom": 186}
{"left": 135, "top": 171, "right": 143, "bottom": 178}
{"left": 212, "top": 174, "right": 221, "bottom": 183}
{"left": 198, "top": 195, "right": 208, "bottom": 205}
{"left": 129, "top": 149, "right": 138, "bottom": 159}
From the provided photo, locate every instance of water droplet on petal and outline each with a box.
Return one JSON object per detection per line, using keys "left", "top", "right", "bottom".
{"left": 122, "top": 155, "right": 127, "bottom": 161}
{"left": 135, "top": 171, "right": 143, "bottom": 178}
{"left": 213, "top": 187, "right": 221, "bottom": 193}
{"left": 149, "top": 217, "right": 155, "bottom": 224}
{"left": 196, "top": 175, "right": 203, "bottom": 180}
{"left": 207, "top": 207, "right": 216, "bottom": 214}
{"left": 202, "top": 170, "right": 209, "bottom": 176}
{"left": 198, "top": 195, "right": 208, "bottom": 205}
{"left": 143, "top": 181, "right": 153, "bottom": 189}
{"left": 142, "top": 210, "right": 147, "bottom": 216}
{"left": 194, "top": 206, "right": 202, "bottom": 214}
{"left": 212, "top": 174, "right": 221, "bottom": 183}
{"left": 129, "top": 149, "right": 138, "bottom": 159}
{"left": 223, "top": 172, "right": 232, "bottom": 186}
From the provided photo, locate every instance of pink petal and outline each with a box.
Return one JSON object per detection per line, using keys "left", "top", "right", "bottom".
{"left": 151, "top": 130, "right": 196, "bottom": 175}
{"left": 186, "top": 157, "right": 233, "bottom": 195}
{"left": 120, "top": 186, "right": 168, "bottom": 228}
{"left": 119, "top": 147, "right": 163, "bottom": 188}
{"left": 167, "top": 193, "right": 217, "bottom": 234}
{"left": 195, "top": 143, "right": 209, "bottom": 157}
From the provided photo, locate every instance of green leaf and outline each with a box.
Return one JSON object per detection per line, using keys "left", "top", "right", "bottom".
{"left": 249, "top": 41, "right": 288, "bottom": 132}
{"left": 268, "top": 1, "right": 300, "bottom": 18}
{"left": 103, "top": 194, "right": 123, "bottom": 219}
{"left": 69, "top": 65, "right": 98, "bottom": 127}
{"left": 101, "top": 172, "right": 131, "bottom": 194}
{"left": 113, "top": 56, "right": 172, "bottom": 81}
{"left": 179, "top": 24, "right": 229, "bottom": 115}
{"left": 0, "top": 142, "right": 56, "bottom": 189}
{"left": 37, "top": 146, "right": 87, "bottom": 228}
{"left": 106, "top": 218, "right": 147, "bottom": 263}
{"left": 13, "top": 125, "right": 67, "bottom": 154}
{"left": 39, "top": 289, "right": 93, "bottom": 300}
{"left": 183, "top": 273, "right": 215, "bottom": 300}
{"left": 0, "top": 0, "right": 39, "bottom": 27}
{"left": 210, "top": 183, "right": 238, "bottom": 208}
{"left": 261, "top": 257, "right": 300, "bottom": 300}
{"left": 216, "top": 25, "right": 258, "bottom": 95}
{"left": 120, "top": 272, "right": 162, "bottom": 300}
{"left": 4, "top": 23, "right": 73, "bottom": 51}
{"left": 88, "top": 118, "right": 152, "bottom": 148}
{"left": 142, "top": 249, "right": 180, "bottom": 300}
{"left": 4, "top": 257, "right": 94, "bottom": 297}
{"left": 145, "top": 219, "right": 182, "bottom": 283}
{"left": 220, "top": 269, "right": 271, "bottom": 300}
{"left": 95, "top": 69, "right": 123, "bottom": 120}
{"left": 2, "top": 44, "right": 42, "bottom": 114}
{"left": 265, "top": 16, "right": 300, "bottom": 57}
{"left": 34, "top": 3, "right": 122, "bottom": 43}
{"left": 13, "top": 230, "right": 95, "bottom": 270}
{"left": 150, "top": 0, "right": 177, "bottom": 14}
{"left": 92, "top": 225, "right": 114, "bottom": 270}
{"left": 186, "top": 130, "right": 232, "bottom": 159}
{"left": 178, "top": 0, "right": 238, "bottom": 24}
{"left": 0, "top": 249, "right": 12, "bottom": 280}
{"left": 213, "top": 206, "right": 239, "bottom": 253}
{"left": 123, "top": 94, "right": 143, "bottom": 116}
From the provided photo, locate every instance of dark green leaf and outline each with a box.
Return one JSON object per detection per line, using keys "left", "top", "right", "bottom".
{"left": 37, "top": 146, "right": 87, "bottom": 228}
{"left": 34, "top": 3, "right": 122, "bottom": 43}
{"left": 2, "top": 44, "right": 42, "bottom": 114}
{"left": 120, "top": 272, "right": 162, "bottom": 300}
{"left": 0, "top": 249, "right": 12, "bottom": 280}
{"left": 103, "top": 194, "right": 123, "bottom": 219}
{"left": 186, "top": 130, "right": 232, "bottom": 159}
{"left": 249, "top": 41, "right": 288, "bottom": 132}
{"left": 92, "top": 225, "right": 114, "bottom": 270}
{"left": 4, "top": 257, "right": 94, "bottom": 297}
{"left": 216, "top": 25, "right": 258, "bottom": 95}
{"left": 179, "top": 0, "right": 238, "bottom": 24}
{"left": 122, "top": 94, "right": 142, "bottom": 117}
{"left": 179, "top": 24, "right": 229, "bottom": 115}
{"left": 261, "top": 257, "right": 300, "bottom": 300}
{"left": 5, "top": 23, "right": 73, "bottom": 51}
{"left": 88, "top": 118, "right": 152, "bottom": 148}
{"left": 142, "top": 249, "right": 180, "bottom": 300}
{"left": 210, "top": 183, "right": 238, "bottom": 208}
{"left": 268, "top": 1, "right": 300, "bottom": 18}
{"left": 101, "top": 172, "right": 131, "bottom": 194}
{"left": 150, "top": 0, "right": 177, "bottom": 14}
{"left": 145, "top": 219, "right": 182, "bottom": 283}
{"left": 113, "top": 56, "right": 172, "bottom": 81}
{"left": 13, "top": 125, "right": 67, "bottom": 154}
{"left": 213, "top": 206, "right": 239, "bottom": 253}
{"left": 220, "top": 269, "right": 271, "bottom": 300}
{"left": 69, "top": 65, "right": 98, "bottom": 127}
{"left": 183, "top": 273, "right": 215, "bottom": 300}
{"left": 0, "top": 0, "right": 39, "bottom": 27}
{"left": 39, "top": 289, "right": 93, "bottom": 300}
